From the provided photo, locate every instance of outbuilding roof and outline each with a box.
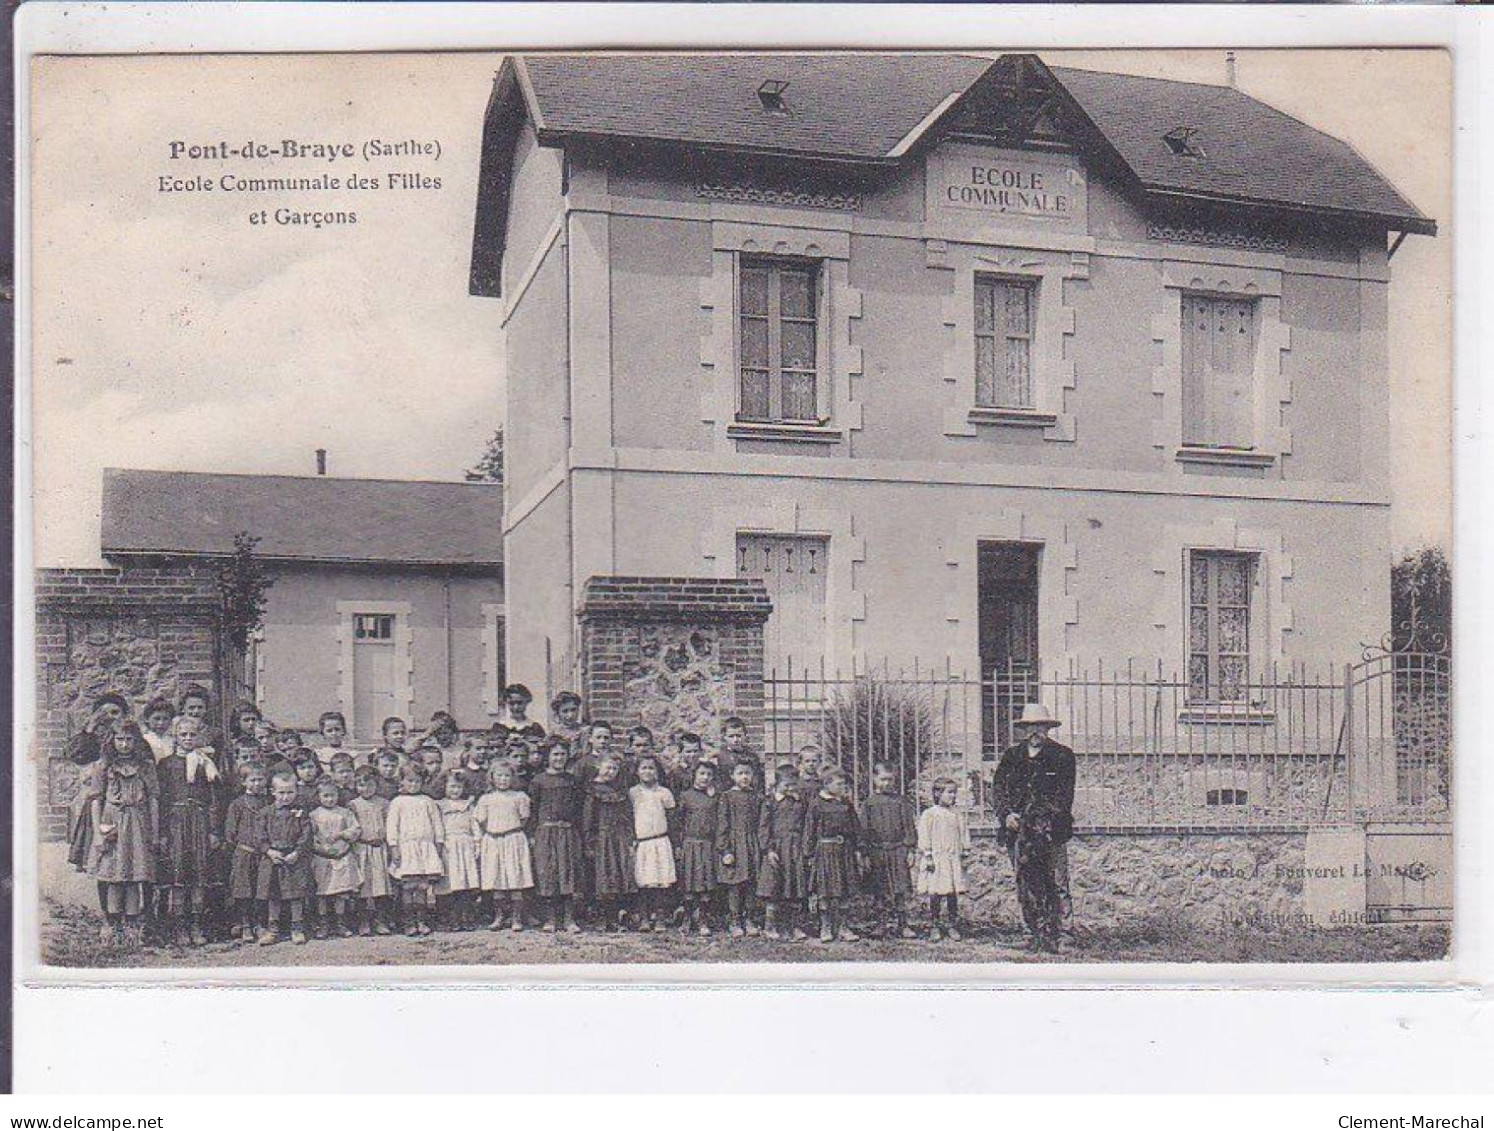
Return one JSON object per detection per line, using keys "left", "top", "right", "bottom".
{"left": 101, "top": 468, "right": 504, "bottom": 568}
{"left": 473, "top": 51, "right": 1432, "bottom": 295}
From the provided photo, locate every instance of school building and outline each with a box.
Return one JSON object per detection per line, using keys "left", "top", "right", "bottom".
{"left": 469, "top": 52, "right": 1433, "bottom": 710}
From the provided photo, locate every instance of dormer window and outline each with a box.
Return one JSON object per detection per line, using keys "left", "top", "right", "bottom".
{"left": 1163, "top": 126, "right": 1204, "bottom": 158}
{"left": 757, "top": 79, "right": 789, "bottom": 113}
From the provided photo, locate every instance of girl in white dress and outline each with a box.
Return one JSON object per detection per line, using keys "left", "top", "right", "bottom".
{"left": 628, "top": 755, "right": 677, "bottom": 931}
{"left": 436, "top": 773, "right": 482, "bottom": 930}
{"left": 475, "top": 761, "right": 534, "bottom": 931}
{"left": 310, "top": 779, "right": 364, "bottom": 938}
{"left": 385, "top": 770, "right": 445, "bottom": 937}
{"left": 916, "top": 777, "right": 970, "bottom": 941}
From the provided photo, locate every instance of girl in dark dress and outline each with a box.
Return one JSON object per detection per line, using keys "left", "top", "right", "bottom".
{"left": 528, "top": 739, "right": 584, "bottom": 933}
{"left": 756, "top": 763, "right": 809, "bottom": 940}
{"left": 222, "top": 763, "right": 271, "bottom": 942}
{"left": 858, "top": 763, "right": 919, "bottom": 939}
{"left": 801, "top": 771, "right": 861, "bottom": 943}
{"left": 675, "top": 762, "right": 720, "bottom": 936}
{"left": 583, "top": 757, "right": 636, "bottom": 932}
{"left": 715, "top": 761, "right": 762, "bottom": 936}
{"left": 256, "top": 771, "right": 315, "bottom": 945}
{"left": 156, "top": 716, "right": 223, "bottom": 946}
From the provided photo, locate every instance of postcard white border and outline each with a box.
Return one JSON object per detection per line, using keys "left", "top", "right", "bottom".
{"left": 10, "top": 4, "right": 1491, "bottom": 1087}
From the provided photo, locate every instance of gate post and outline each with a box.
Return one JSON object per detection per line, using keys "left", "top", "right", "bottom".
{"left": 576, "top": 576, "right": 773, "bottom": 749}
{"left": 1343, "top": 661, "right": 1357, "bottom": 819}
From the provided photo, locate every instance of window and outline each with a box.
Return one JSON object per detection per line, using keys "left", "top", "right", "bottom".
{"left": 737, "top": 532, "right": 829, "bottom": 676}
{"left": 1205, "top": 788, "right": 1250, "bottom": 807}
{"left": 975, "top": 275, "right": 1036, "bottom": 409}
{"left": 738, "top": 257, "right": 821, "bottom": 424}
{"left": 1181, "top": 294, "right": 1257, "bottom": 449}
{"left": 1188, "top": 551, "right": 1258, "bottom": 703}
{"left": 353, "top": 613, "right": 393, "bottom": 641}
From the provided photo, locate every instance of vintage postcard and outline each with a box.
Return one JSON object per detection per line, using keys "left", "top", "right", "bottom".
{"left": 18, "top": 41, "right": 1455, "bottom": 980}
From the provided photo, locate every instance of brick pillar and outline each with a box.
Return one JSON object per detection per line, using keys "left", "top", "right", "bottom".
{"left": 33, "top": 565, "right": 225, "bottom": 842}
{"left": 577, "top": 576, "right": 772, "bottom": 751}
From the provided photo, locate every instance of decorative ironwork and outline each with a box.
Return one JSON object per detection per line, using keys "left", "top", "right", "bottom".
{"left": 696, "top": 183, "right": 863, "bottom": 211}
{"left": 1360, "top": 598, "right": 1450, "bottom": 662}
{"left": 1147, "top": 223, "right": 1288, "bottom": 254}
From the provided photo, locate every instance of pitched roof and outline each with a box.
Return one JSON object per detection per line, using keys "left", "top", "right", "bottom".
{"left": 520, "top": 52, "right": 993, "bottom": 161}
{"left": 1048, "top": 65, "right": 1428, "bottom": 231}
{"left": 101, "top": 469, "right": 504, "bottom": 567}
{"left": 474, "top": 52, "right": 1432, "bottom": 297}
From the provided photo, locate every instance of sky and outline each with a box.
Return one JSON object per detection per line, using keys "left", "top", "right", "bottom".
{"left": 27, "top": 49, "right": 1451, "bottom": 567}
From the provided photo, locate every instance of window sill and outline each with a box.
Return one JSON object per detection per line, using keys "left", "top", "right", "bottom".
{"left": 1175, "top": 446, "right": 1277, "bottom": 469}
{"left": 967, "top": 407, "right": 1059, "bottom": 429}
{"left": 728, "top": 420, "right": 843, "bottom": 444}
{"left": 1178, "top": 705, "right": 1278, "bottom": 726}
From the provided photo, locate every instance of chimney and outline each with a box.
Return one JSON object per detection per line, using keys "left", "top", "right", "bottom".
{"left": 1226, "top": 51, "right": 1238, "bottom": 89}
{"left": 315, "top": 448, "right": 327, "bottom": 476}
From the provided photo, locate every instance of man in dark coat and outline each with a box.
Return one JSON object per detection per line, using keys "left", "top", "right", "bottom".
{"left": 990, "top": 703, "right": 1076, "bottom": 952}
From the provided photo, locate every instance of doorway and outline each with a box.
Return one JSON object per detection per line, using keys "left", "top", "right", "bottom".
{"left": 977, "top": 541, "right": 1040, "bottom": 755}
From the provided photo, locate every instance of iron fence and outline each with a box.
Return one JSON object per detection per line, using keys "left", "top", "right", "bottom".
{"left": 764, "top": 653, "right": 1450, "bottom": 833}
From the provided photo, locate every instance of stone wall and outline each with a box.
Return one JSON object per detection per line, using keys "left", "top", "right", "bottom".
{"left": 966, "top": 831, "right": 1309, "bottom": 930}
{"left": 577, "top": 576, "right": 772, "bottom": 747}
{"left": 34, "top": 566, "right": 224, "bottom": 842}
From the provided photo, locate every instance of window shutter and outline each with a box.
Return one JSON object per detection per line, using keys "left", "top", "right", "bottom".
{"left": 1182, "top": 295, "right": 1256, "bottom": 448}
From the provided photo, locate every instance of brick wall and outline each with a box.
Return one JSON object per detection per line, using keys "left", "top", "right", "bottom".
{"left": 34, "top": 566, "right": 225, "bottom": 842}
{"left": 577, "top": 576, "right": 771, "bottom": 749}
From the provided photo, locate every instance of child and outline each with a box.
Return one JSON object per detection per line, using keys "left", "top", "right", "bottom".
{"left": 916, "top": 777, "right": 970, "bottom": 942}
{"left": 373, "top": 716, "right": 410, "bottom": 773}
{"left": 141, "top": 697, "right": 175, "bottom": 764}
{"left": 257, "top": 771, "right": 314, "bottom": 946}
{"left": 226, "top": 700, "right": 263, "bottom": 786}
{"left": 223, "top": 763, "right": 270, "bottom": 942}
{"left": 715, "top": 761, "right": 762, "bottom": 937}
{"left": 292, "top": 751, "right": 322, "bottom": 810}
{"left": 475, "top": 760, "right": 534, "bottom": 932}
{"left": 273, "top": 727, "right": 302, "bottom": 762}
{"left": 629, "top": 754, "right": 677, "bottom": 932}
{"left": 386, "top": 768, "right": 445, "bottom": 936}
{"left": 348, "top": 768, "right": 393, "bottom": 935}
{"left": 312, "top": 710, "right": 350, "bottom": 774}
{"left": 417, "top": 745, "right": 447, "bottom": 799}
{"left": 720, "top": 716, "right": 762, "bottom": 788}
{"left": 756, "top": 762, "right": 809, "bottom": 940}
{"left": 527, "top": 739, "right": 584, "bottom": 933}
{"left": 373, "top": 750, "right": 403, "bottom": 801}
{"left": 310, "top": 778, "right": 363, "bottom": 938}
{"left": 436, "top": 773, "right": 482, "bottom": 930}
{"left": 802, "top": 771, "right": 861, "bottom": 944}
{"left": 156, "top": 716, "right": 222, "bottom": 947}
{"left": 796, "top": 746, "right": 824, "bottom": 798}
{"left": 548, "top": 691, "right": 587, "bottom": 756}
{"left": 86, "top": 722, "right": 158, "bottom": 944}
{"left": 668, "top": 732, "right": 705, "bottom": 795}
{"left": 621, "top": 725, "right": 655, "bottom": 786}
{"left": 860, "top": 763, "right": 919, "bottom": 939}
{"left": 570, "top": 721, "right": 613, "bottom": 784}
{"left": 455, "top": 742, "right": 492, "bottom": 803}
{"left": 583, "top": 756, "right": 636, "bottom": 933}
{"left": 412, "top": 710, "right": 466, "bottom": 771}
{"left": 329, "top": 752, "right": 359, "bottom": 805}
{"left": 676, "top": 762, "right": 721, "bottom": 936}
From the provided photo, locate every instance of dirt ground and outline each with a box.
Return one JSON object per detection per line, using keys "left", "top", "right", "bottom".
{"left": 40, "top": 900, "right": 1450, "bottom": 970}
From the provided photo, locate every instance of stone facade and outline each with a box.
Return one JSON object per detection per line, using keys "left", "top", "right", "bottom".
{"left": 577, "top": 576, "right": 772, "bottom": 748}
{"left": 34, "top": 566, "right": 225, "bottom": 842}
{"left": 967, "top": 831, "right": 1308, "bottom": 930}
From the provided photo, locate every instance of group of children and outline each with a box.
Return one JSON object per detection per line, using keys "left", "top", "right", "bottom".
{"left": 69, "top": 684, "right": 974, "bottom": 949}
